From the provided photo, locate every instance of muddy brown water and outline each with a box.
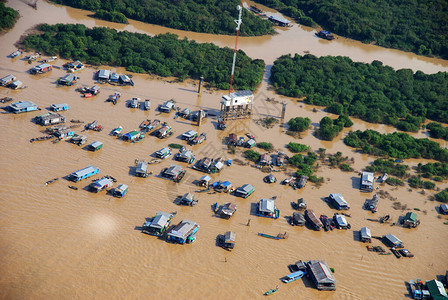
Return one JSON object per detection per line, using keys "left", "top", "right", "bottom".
{"left": 1, "top": 1, "right": 448, "bottom": 299}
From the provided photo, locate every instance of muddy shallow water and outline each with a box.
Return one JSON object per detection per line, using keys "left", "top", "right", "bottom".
{"left": 1, "top": 1, "right": 448, "bottom": 300}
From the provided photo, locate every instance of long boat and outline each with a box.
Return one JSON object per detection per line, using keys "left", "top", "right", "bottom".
{"left": 264, "top": 286, "right": 278, "bottom": 296}
{"left": 258, "top": 232, "right": 288, "bottom": 240}
{"left": 281, "top": 270, "right": 307, "bottom": 283}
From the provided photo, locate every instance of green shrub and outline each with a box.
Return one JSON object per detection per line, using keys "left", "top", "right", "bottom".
{"left": 287, "top": 142, "right": 310, "bottom": 153}
{"left": 256, "top": 142, "right": 274, "bottom": 151}
{"left": 287, "top": 117, "right": 311, "bottom": 132}
{"left": 385, "top": 177, "right": 404, "bottom": 186}
{"left": 244, "top": 150, "right": 261, "bottom": 162}
{"left": 339, "top": 163, "right": 353, "bottom": 172}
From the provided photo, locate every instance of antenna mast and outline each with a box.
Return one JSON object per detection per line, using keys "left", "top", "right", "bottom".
{"left": 229, "top": 0, "right": 243, "bottom": 94}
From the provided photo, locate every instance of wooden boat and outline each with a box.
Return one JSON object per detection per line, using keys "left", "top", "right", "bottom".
{"left": 391, "top": 247, "right": 402, "bottom": 258}
{"left": 112, "top": 126, "right": 122, "bottom": 136}
{"left": 379, "top": 252, "right": 392, "bottom": 255}
{"left": 144, "top": 99, "right": 151, "bottom": 110}
{"left": 9, "top": 49, "right": 22, "bottom": 58}
{"left": 68, "top": 185, "right": 78, "bottom": 190}
{"left": 0, "top": 97, "right": 13, "bottom": 103}
{"left": 146, "top": 119, "right": 160, "bottom": 131}
{"left": 264, "top": 286, "right": 278, "bottom": 296}
{"left": 45, "top": 178, "right": 58, "bottom": 185}
{"left": 140, "top": 119, "right": 151, "bottom": 128}
{"left": 258, "top": 232, "right": 288, "bottom": 240}
{"left": 148, "top": 158, "right": 162, "bottom": 164}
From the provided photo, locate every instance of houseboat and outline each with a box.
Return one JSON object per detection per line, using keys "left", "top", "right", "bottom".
{"left": 218, "top": 231, "right": 236, "bottom": 250}
{"left": 179, "top": 108, "right": 191, "bottom": 118}
{"left": 403, "top": 212, "right": 420, "bottom": 228}
{"left": 135, "top": 161, "right": 150, "bottom": 178}
{"left": 34, "top": 113, "right": 66, "bottom": 126}
{"left": 328, "top": 193, "right": 350, "bottom": 210}
{"left": 96, "top": 69, "right": 111, "bottom": 82}
{"left": 281, "top": 270, "right": 307, "bottom": 283}
{"left": 8, "top": 101, "right": 38, "bottom": 113}
{"left": 190, "top": 133, "right": 206, "bottom": 145}
{"left": 118, "top": 74, "right": 134, "bottom": 86}
{"left": 155, "top": 147, "right": 172, "bottom": 159}
{"left": 292, "top": 198, "right": 307, "bottom": 211}
{"left": 8, "top": 80, "right": 24, "bottom": 90}
{"left": 360, "top": 172, "right": 374, "bottom": 192}
{"left": 122, "top": 130, "right": 140, "bottom": 142}
{"left": 69, "top": 165, "right": 99, "bottom": 182}
{"left": 159, "top": 99, "right": 175, "bottom": 113}
{"left": 190, "top": 110, "right": 206, "bottom": 122}
{"left": 264, "top": 173, "right": 277, "bottom": 183}
{"left": 174, "top": 149, "right": 195, "bottom": 164}
{"left": 307, "top": 260, "right": 336, "bottom": 290}
{"left": 268, "top": 15, "right": 292, "bottom": 27}
{"left": 112, "top": 126, "right": 122, "bottom": 136}
{"left": 64, "top": 60, "right": 84, "bottom": 72}
{"left": 166, "top": 219, "right": 199, "bottom": 244}
{"left": 178, "top": 193, "right": 198, "bottom": 206}
{"left": 198, "top": 175, "right": 211, "bottom": 188}
{"left": 256, "top": 198, "right": 280, "bottom": 219}
{"left": 276, "top": 152, "right": 286, "bottom": 166}
{"left": 244, "top": 138, "right": 256, "bottom": 148}
{"left": 30, "top": 63, "right": 52, "bottom": 74}
{"left": 259, "top": 153, "right": 271, "bottom": 165}
{"left": 109, "top": 72, "right": 119, "bottom": 83}
{"left": 228, "top": 133, "right": 238, "bottom": 145}
{"left": 142, "top": 211, "right": 176, "bottom": 236}
{"left": 182, "top": 130, "right": 198, "bottom": 141}
{"left": 320, "top": 215, "right": 335, "bottom": 231}
{"left": 305, "top": 209, "right": 323, "bottom": 231}
{"left": 234, "top": 184, "right": 255, "bottom": 198}
{"left": 382, "top": 234, "right": 403, "bottom": 248}
{"left": 364, "top": 194, "right": 379, "bottom": 212}
{"left": 107, "top": 92, "right": 120, "bottom": 104}
{"left": 54, "top": 128, "right": 74, "bottom": 139}
{"left": 214, "top": 181, "right": 232, "bottom": 193}
{"left": 89, "top": 177, "right": 113, "bottom": 193}
{"left": 144, "top": 99, "right": 150, "bottom": 110}
{"left": 296, "top": 175, "right": 308, "bottom": 188}
{"left": 69, "top": 135, "right": 87, "bottom": 146}
{"left": 193, "top": 157, "right": 212, "bottom": 173}
{"left": 161, "top": 165, "right": 186, "bottom": 182}
{"left": 112, "top": 184, "right": 128, "bottom": 198}
{"left": 129, "top": 97, "right": 139, "bottom": 108}
{"left": 290, "top": 212, "right": 306, "bottom": 226}
{"left": 333, "top": 213, "right": 350, "bottom": 229}
{"left": 440, "top": 204, "right": 448, "bottom": 215}
{"left": 145, "top": 119, "right": 160, "bottom": 132}
{"left": 87, "top": 141, "right": 103, "bottom": 152}
{"left": 155, "top": 125, "right": 172, "bottom": 139}
{"left": 360, "top": 227, "right": 372, "bottom": 243}
{"left": 316, "top": 30, "right": 335, "bottom": 40}
{"left": 426, "top": 280, "right": 447, "bottom": 300}
{"left": 0, "top": 74, "right": 16, "bottom": 86}
{"left": 57, "top": 73, "right": 77, "bottom": 86}
{"left": 217, "top": 202, "right": 237, "bottom": 219}
{"left": 50, "top": 103, "right": 69, "bottom": 112}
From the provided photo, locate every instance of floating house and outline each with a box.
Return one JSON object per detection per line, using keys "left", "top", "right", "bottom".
{"left": 54, "top": 128, "right": 74, "bottom": 139}
{"left": 305, "top": 209, "right": 323, "bottom": 231}
{"left": 440, "top": 204, "right": 448, "bottom": 215}
{"left": 144, "top": 99, "right": 150, "bottom": 110}
{"left": 34, "top": 112, "right": 66, "bottom": 126}
{"left": 65, "top": 60, "right": 84, "bottom": 72}
{"left": 316, "top": 30, "right": 335, "bottom": 40}
{"left": 182, "top": 130, "right": 198, "bottom": 140}
{"left": 8, "top": 101, "right": 38, "bottom": 114}
{"left": 382, "top": 234, "right": 403, "bottom": 248}
{"left": 69, "top": 165, "right": 99, "bottom": 182}
{"left": 142, "top": 211, "right": 176, "bottom": 236}
{"left": 88, "top": 85, "right": 100, "bottom": 95}
{"left": 360, "top": 172, "right": 374, "bottom": 192}
{"left": 129, "top": 97, "right": 139, "bottom": 108}
{"left": 0, "top": 74, "right": 16, "bottom": 86}
{"left": 30, "top": 63, "right": 52, "bottom": 74}
{"left": 166, "top": 219, "right": 199, "bottom": 244}
{"left": 8, "top": 80, "right": 24, "bottom": 90}
{"left": 328, "top": 193, "right": 350, "bottom": 210}
{"left": 119, "top": 74, "right": 134, "bottom": 86}
{"left": 218, "top": 202, "right": 237, "bottom": 219}
{"left": 58, "top": 73, "right": 77, "bottom": 86}
{"left": 268, "top": 15, "right": 292, "bottom": 27}
{"left": 87, "top": 141, "right": 103, "bottom": 152}
{"left": 155, "top": 147, "right": 171, "bottom": 159}
{"left": 191, "top": 110, "right": 206, "bottom": 122}
{"left": 155, "top": 126, "right": 172, "bottom": 139}
{"left": 234, "top": 184, "right": 255, "bottom": 198}
{"left": 97, "top": 69, "right": 111, "bottom": 81}
{"left": 219, "top": 231, "right": 236, "bottom": 250}
{"left": 215, "top": 181, "right": 232, "bottom": 193}
{"left": 69, "top": 134, "right": 87, "bottom": 146}
{"left": 264, "top": 173, "right": 277, "bottom": 183}
{"left": 161, "top": 165, "right": 185, "bottom": 181}
{"left": 198, "top": 175, "right": 211, "bottom": 188}
{"left": 179, "top": 193, "right": 198, "bottom": 206}
{"left": 110, "top": 72, "right": 119, "bottom": 83}
{"left": 122, "top": 130, "right": 140, "bottom": 141}
{"left": 291, "top": 212, "right": 306, "bottom": 226}
{"left": 112, "top": 184, "right": 128, "bottom": 198}
{"left": 333, "top": 214, "right": 350, "bottom": 229}
{"left": 175, "top": 150, "right": 195, "bottom": 164}
{"left": 403, "top": 212, "right": 420, "bottom": 228}
{"left": 259, "top": 153, "right": 271, "bottom": 165}
{"left": 360, "top": 227, "right": 371, "bottom": 243}
{"left": 50, "top": 103, "right": 69, "bottom": 112}
{"left": 228, "top": 133, "right": 238, "bottom": 145}
{"left": 193, "top": 157, "right": 212, "bottom": 173}
{"left": 307, "top": 260, "right": 336, "bottom": 291}
{"left": 364, "top": 194, "right": 379, "bottom": 212}
{"left": 297, "top": 175, "right": 308, "bottom": 189}
{"left": 276, "top": 152, "right": 285, "bottom": 166}
{"left": 426, "top": 280, "right": 448, "bottom": 300}
{"left": 89, "top": 177, "right": 113, "bottom": 193}
{"left": 159, "top": 99, "right": 175, "bottom": 113}
{"left": 244, "top": 139, "right": 256, "bottom": 148}
{"left": 135, "top": 161, "right": 149, "bottom": 177}
{"left": 256, "top": 198, "right": 280, "bottom": 219}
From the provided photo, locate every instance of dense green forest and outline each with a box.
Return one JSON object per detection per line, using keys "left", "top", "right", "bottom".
{"left": 51, "top": 0, "right": 274, "bottom": 36}
{"left": 344, "top": 130, "right": 448, "bottom": 163}
{"left": 21, "top": 24, "right": 265, "bottom": 90}
{"left": 254, "top": 0, "right": 448, "bottom": 59}
{"left": 270, "top": 54, "right": 448, "bottom": 129}
{"left": 417, "top": 162, "right": 448, "bottom": 180}
{"left": 315, "top": 115, "right": 352, "bottom": 141}
{"left": 365, "top": 159, "right": 408, "bottom": 178}
{"left": 426, "top": 123, "right": 448, "bottom": 140}
{"left": 0, "top": 2, "right": 18, "bottom": 31}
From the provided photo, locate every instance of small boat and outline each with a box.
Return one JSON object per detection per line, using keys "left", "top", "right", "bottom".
{"left": 148, "top": 158, "right": 162, "bottom": 164}
{"left": 9, "top": 49, "right": 23, "bottom": 58}
{"left": 379, "top": 252, "right": 392, "bottom": 255}
{"left": 0, "top": 97, "right": 13, "bottom": 103}
{"left": 213, "top": 202, "right": 219, "bottom": 212}
{"left": 391, "top": 247, "right": 402, "bottom": 258}
{"left": 82, "top": 93, "right": 94, "bottom": 98}
{"left": 316, "top": 30, "right": 335, "bottom": 40}
{"left": 112, "top": 126, "right": 122, "bottom": 136}
{"left": 264, "top": 286, "right": 278, "bottom": 296}
{"left": 380, "top": 214, "right": 390, "bottom": 223}
{"left": 258, "top": 232, "right": 288, "bottom": 240}
{"left": 144, "top": 99, "right": 151, "bottom": 110}
{"left": 140, "top": 119, "right": 151, "bottom": 128}
{"left": 68, "top": 185, "right": 78, "bottom": 190}
{"left": 45, "top": 178, "right": 59, "bottom": 185}
{"left": 281, "top": 270, "right": 307, "bottom": 283}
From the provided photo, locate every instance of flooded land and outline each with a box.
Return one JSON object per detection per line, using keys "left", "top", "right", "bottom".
{"left": 0, "top": 1, "right": 447, "bottom": 299}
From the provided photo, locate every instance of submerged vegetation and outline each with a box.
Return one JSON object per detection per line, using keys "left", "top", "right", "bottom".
{"left": 315, "top": 115, "right": 352, "bottom": 141}
{"left": 254, "top": 0, "right": 448, "bottom": 59}
{"left": 287, "top": 117, "right": 311, "bottom": 132}
{"left": 51, "top": 0, "right": 274, "bottom": 36}
{"left": 0, "top": 2, "right": 19, "bottom": 31}
{"left": 344, "top": 130, "right": 448, "bottom": 163}
{"left": 365, "top": 159, "right": 409, "bottom": 178}
{"left": 270, "top": 54, "right": 448, "bottom": 129}
{"left": 21, "top": 24, "right": 265, "bottom": 90}
{"left": 426, "top": 123, "right": 448, "bottom": 140}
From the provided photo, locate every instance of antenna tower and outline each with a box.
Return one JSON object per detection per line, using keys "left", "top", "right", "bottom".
{"left": 229, "top": 0, "right": 243, "bottom": 94}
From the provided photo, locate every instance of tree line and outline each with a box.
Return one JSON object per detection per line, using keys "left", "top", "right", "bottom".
{"left": 0, "top": 2, "right": 18, "bottom": 31}
{"left": 254, "top": 0, "right": 448, "bottom": 59}
{"left": 270, "top": 54, "right": 448, "bottom": 130}
{"left": 51, "top": 0, "right": 274, "bottom": 36}
{"left": 21, "top": 24, "right": 265, "bottom": 91}
{"left": 344, "top": 129, "right": 448, "bottom": 163}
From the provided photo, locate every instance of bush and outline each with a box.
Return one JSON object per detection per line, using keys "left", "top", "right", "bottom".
{"left": 168, "top": 143, "right": 183, "bottom": 149}
{"left": 244, "top": 150, "right": 261, "bottom": 162}
{"left": 365, "top": 159, "right": 409, "bottom": 177}
{"left": 256, "top": 142, "right": 273, "bottom": 151}
{"left": 386, "top": 177, "right": 404, "bottom": 186}
{"left": 315, "top": 116, "right": 351, "bottom": 141}
{"left": 309, "top": 175, "right": 324, "bottom": 184}
{"left": 287, "top": 142, "right": 310, "bottom": 153}
{"left": 433, "top": 176, "right": 443, "bottom": 182}
{"left": 435, "top": 189, "right": 448, "bottom": 203}
{"left": 423, "top": 181, "right": 436, "bottom": 189}
{"left": 339, "top": 163, "right": 353, "bottom": 172}
{"left": 287, "top": 117, "right": 311, "bottom": 132}
{"left": 0, "top": 3, "right": 18, "bottom": 30}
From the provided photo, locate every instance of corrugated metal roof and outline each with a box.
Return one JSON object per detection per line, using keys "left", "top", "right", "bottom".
{"left": 71, "top": 165, "right": 98, "bottom": 178}
{"left": 308, "top": 260, "right": 336, "bottom": 284}
{"left": 259, "top": 198, "right": 275, "bottom": 213}
{"left": 150, "top": 212, "right": 172, "bottom": 229}
{"left": 360, "top": 227, "right": 371, "bottom": 239}
{"left": 168, "top": 219, "right": 197, "bottom": 238}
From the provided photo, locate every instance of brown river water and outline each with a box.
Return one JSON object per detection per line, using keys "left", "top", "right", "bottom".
{"left": 1, "top": 1, "right": 448, "bottom": 299}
